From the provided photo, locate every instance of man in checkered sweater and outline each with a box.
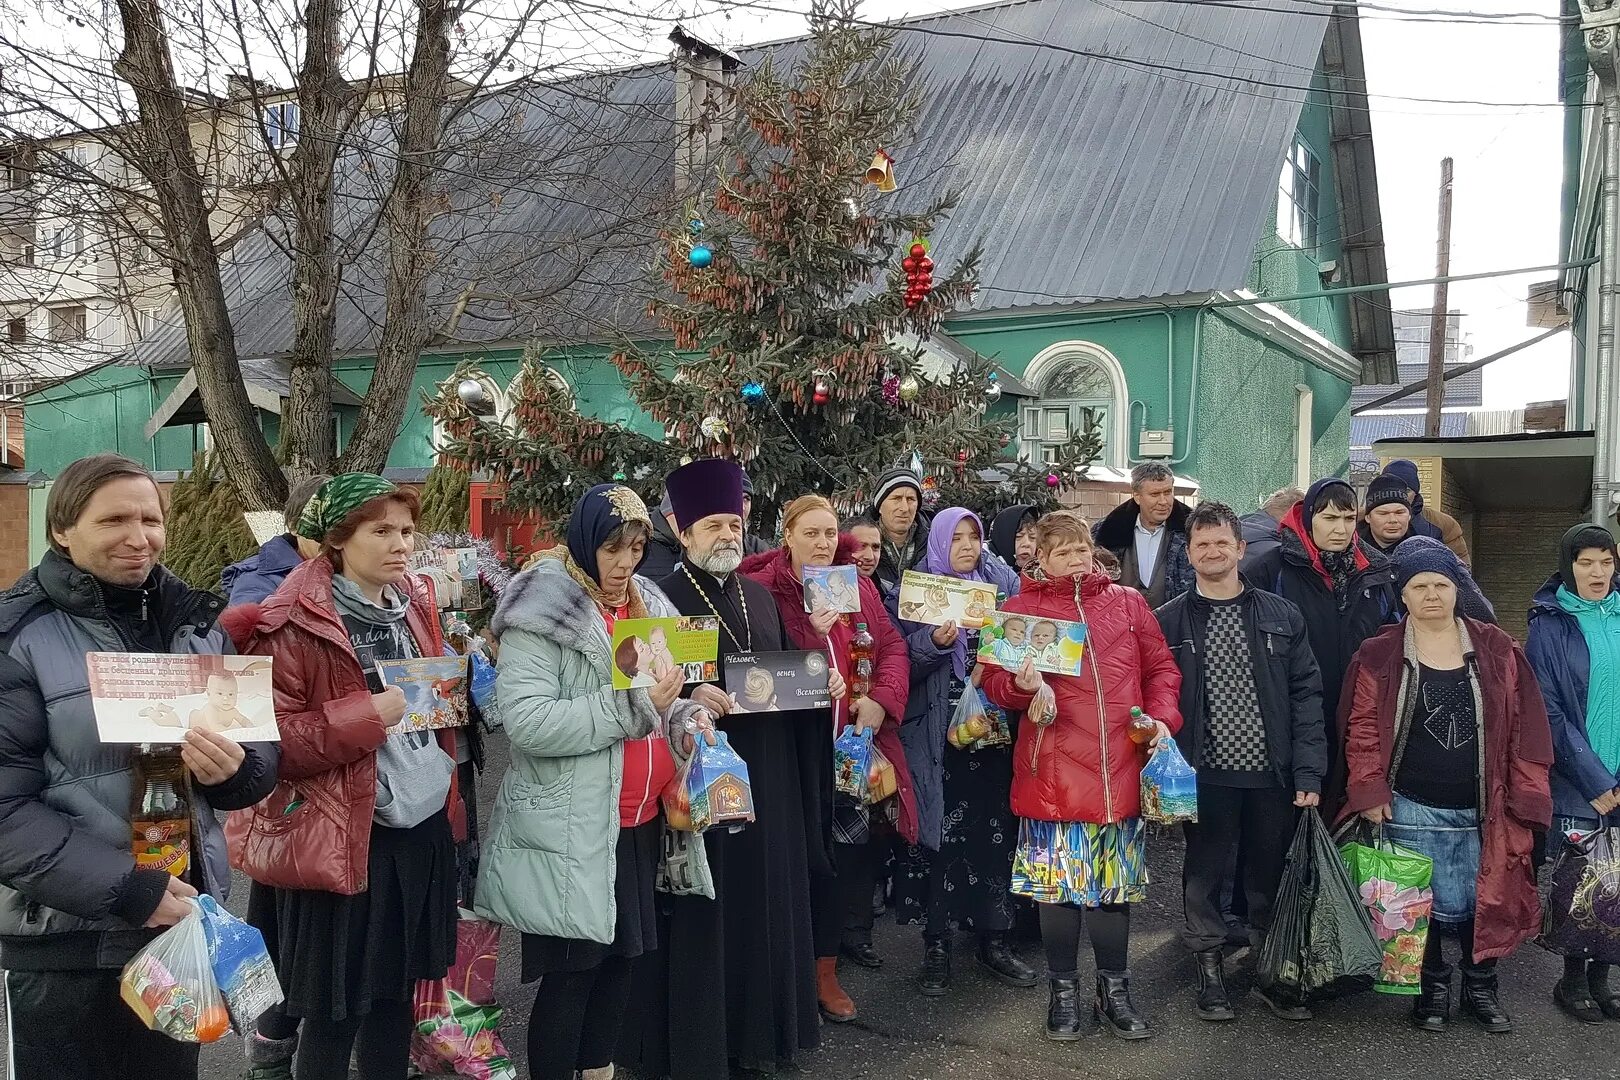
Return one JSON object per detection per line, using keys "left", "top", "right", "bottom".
{"left": 1155, "top": 502, "right": 1327, "bottom": 1025}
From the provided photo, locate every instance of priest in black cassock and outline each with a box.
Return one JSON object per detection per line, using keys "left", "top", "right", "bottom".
{"left": 621, "top": 457, "right": 832, "bottom": 1078}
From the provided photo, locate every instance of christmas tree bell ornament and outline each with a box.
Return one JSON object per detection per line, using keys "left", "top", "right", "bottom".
{"left": 864, "top": 149, "right": 896, "bottom": 192}
{"left": 898, "top": 374, "right": 920, "bottom": 402}
{"left": 688, "top": 244, "right": 713, "bottom": 269}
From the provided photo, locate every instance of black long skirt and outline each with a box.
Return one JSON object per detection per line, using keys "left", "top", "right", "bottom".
{"left": 248, "top": 809, "right": 458, "bottom": 1022}
{"left": 894, "top": 740, "right": 1017, "bottom": 934}
{"left": 520, "top": 816, "right": 661, "bottom": 981}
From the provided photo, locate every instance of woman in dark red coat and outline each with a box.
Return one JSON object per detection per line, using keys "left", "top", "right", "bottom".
{"left": 981, "top": 510, "right": 1181, "bottom": 1042}
{"left": 223, "top": 475, "right": 463, "bottom": 1080}
{"left": 740, "top": 494, "right": 917, "bottom": 1024}
{"left": 1337, "top": 537, "right": 1552, "bottom": 1035}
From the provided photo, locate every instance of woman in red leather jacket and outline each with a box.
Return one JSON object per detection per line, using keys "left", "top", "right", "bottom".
{"left": 982, "top": 510, "right": 1181, "bottom": 1043}
{"left": 740, "top": 494, "right": 917, "bottom": 1024}
{"left": 222, "top": 475, "right": 463, "bottom": 1080}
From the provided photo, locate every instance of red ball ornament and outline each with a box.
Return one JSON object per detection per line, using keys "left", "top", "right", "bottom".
{"left": 910, "top": 242, "right": 927, "bottom": 259}
{"left": 919, "top": 257, "right": 934, "bottom": 274}
{"left": 813, "top": 389, "right": 830, "bottom": 405}
{"left": 902, "top": 256, "right": 918, "bottom": 272}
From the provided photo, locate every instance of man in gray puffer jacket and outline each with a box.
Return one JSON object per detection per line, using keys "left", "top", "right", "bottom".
{"left": 0, "top": 454, "right": 278, "bottom": 1080}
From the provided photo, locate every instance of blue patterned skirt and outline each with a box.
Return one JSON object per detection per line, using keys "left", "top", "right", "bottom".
{"left": 1010, "top": 817, "right": 1149, "bottom": 906}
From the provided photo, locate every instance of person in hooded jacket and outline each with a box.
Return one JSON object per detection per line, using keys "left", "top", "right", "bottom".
{"left": 0, "top": 454, "right": 278, "bottom": 1080}
{"left": 982, "top": 510, "right": 1182, "bottom": 1042}
{"left": 1337, "top": 540, "right": 1551, "bottom": 1034}
{"left": 637, "top": 492, "right": 685, "bottom": 582}
{"left": 224, "top": 474, "right": 464, "bottom": 1080}
{"left": 1526, "top": 522, "right": 1620, "bottom": 1022}
{"left": 990, "top": 504, "right": 1040, "bottom": 575}
{"left": 221, "top": 473, "right": 330, "bottom": 605}
{"left": 888, "top": 506, "right": 1035, "bottom": 998}
{"left": 1383, "top": 458, "right": 1469, "bottom": 562}
{"left": 476, "top": 483, "right": 716, "bottom": 1080}
{"left": 739, "top": 494, "right": 917, "bottom": 1022}
{"left": 1243, "top": 478, "right": 1396, "bottom": 764}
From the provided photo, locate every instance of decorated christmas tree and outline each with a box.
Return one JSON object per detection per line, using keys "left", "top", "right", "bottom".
{"left": 427, "top": 0, "right": 1099, "bottom": 530}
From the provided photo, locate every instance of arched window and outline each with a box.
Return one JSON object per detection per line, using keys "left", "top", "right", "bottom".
{"left": 1021, "top": 342, "right": 1129, "bottom": 469}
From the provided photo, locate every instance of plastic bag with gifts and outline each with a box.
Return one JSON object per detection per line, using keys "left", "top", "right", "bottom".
{"left": 1026, "top": 682, "right": 1057, "bottom": 727}
{"left": 664, "top": 729, "right": 755, "bottom": 833}
{"left": 410, "top": 913, "right": 515, "bottom": 1080}
{"left": 467, "top": 650, "right": 503, "bottom": 733}
{"left": 120, "top": 900, "right": 232, "bottom": 1043}
{"left": 1339, "top": 825, "right": 1435, "bottom": 995}
{"left": 195, "top": 894, "right": 282, "bottom": 1031}
{"left": 1257, "top": 810, "right": 1382, "bottom": 1005}
{"left": 864, "top": 737, "right": 898, "bottom": 805}
{"left": 1139, "top": 739, "right": 1198, "bottom": 824}
{"left": 1540, "top": 826, "right": 1620, "bottom": 963}
{"left": 946, "top": 687, "right": 995, "bottom": 749}
{"left": 833, "top": 724, "right": 872, "bottom": 799}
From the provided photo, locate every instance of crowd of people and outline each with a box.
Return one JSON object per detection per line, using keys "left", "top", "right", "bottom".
{"left": 0, "top": 450, "right": 1614, "bottom": 1080}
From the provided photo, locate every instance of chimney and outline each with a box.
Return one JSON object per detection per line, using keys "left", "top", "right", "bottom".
{"left": 670, "top": 25, "right": 739, "bottom": 198}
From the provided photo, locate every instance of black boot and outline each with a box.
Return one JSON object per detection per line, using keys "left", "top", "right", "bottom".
{"left": 1094, "top": 969, "right": 1154, "bottom": 1040}
{"left": 977, "top": 933, "right": 1038, "bottom": 988}
{"left": 1460, "top": 963, "right": 1512, "bottom": 1033}
{"left": 1045, "top": 976, "right": 1088, "bottom": 1041}
{"left": 1556, "top": 956, "right": 1606, "bottom": 1024}
{"left": 920, "top": 935, "right": 951, "bottom": 997}
{"left": 1590, "top": 961, "right": 1620, "bottom": 1020}
{"left": 840, "top": 941, "right": 883, "bottom": 970}
{"left": 1411, "top": 964, "right": 1451, "bottom": 1033}
{"left": 1194, "top": 949, "right": 1234, "bottom": 1022}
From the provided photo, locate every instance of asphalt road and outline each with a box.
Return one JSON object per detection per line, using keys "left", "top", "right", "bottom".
{"left": 7, "top": 729, "right": 1610, "bottom": 1080}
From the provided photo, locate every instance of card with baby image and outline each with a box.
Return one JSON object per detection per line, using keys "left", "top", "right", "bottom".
{"left": 801, "top": 565, "right": 861, "bottom": 615}
{"left": 375, "top": 655, "right": 470, "bottom": 733}
{"left": 896, "top": 570, "right": 999, "bottom": 629}
{"left": 87, "top": 653, "right": 279, "bottom": 743}
{"left": 975, "top": 611, "right": 1089, "bottom": 677}
{"left": 609, "top": 616, "right": 721, "bottom": 691}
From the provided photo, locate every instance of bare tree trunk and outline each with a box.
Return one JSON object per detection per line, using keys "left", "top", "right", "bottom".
{"left": 281, "top": 0, "right": 352, "bottom": 480}
{"left": 113, "top": 0, "right": 284, "bottom": 508}
{"left": 339, "top": 0, "right": 452, "bottom": 474}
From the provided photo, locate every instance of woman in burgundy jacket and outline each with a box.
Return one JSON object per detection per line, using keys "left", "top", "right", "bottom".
{"left": 740, "top": 494, "right": 916, "bottom": 1024}
{"left": 981, "top": 510, "right": 1182, "bottom": 1043}
{"left": 1337, "top": 537, "right": 1551, "bottom": 1035}
{"left": 222, "top": 475, "right": 463, "bottom": 1080}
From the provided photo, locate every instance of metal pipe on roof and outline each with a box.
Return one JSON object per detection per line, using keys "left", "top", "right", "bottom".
{"left": 1580, "top": 0, "right": 1620, "bottom": 526}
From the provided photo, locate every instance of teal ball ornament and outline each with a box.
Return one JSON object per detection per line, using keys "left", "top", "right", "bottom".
{"left": 688, "top": 245, "right": 713, "bottom": 269}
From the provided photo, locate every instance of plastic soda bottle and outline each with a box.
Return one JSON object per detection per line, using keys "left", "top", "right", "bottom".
{"left": 849, "top": 622, "right": 875, "bottom": 698}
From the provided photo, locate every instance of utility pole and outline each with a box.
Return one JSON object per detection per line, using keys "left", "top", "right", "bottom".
{"left": 1582, "top": 0, "right": 1620, "bottom": 526}
{"left": 1424, "top": 157, "right": 1454, "bottom": 438}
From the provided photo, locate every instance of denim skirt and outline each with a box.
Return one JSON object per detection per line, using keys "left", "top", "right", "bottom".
{"left": 1388, "top": 794, "right": 1480, "bottom": 923}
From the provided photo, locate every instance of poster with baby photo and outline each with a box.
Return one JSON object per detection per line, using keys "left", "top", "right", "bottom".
{"left": 375, "top": 655, "right": 469, "bottom": 733}
{"left": 896, "top": 570, "right": 999, "bottom": 629}
{"left": 87, "top": 653, "right": 279, "bottom": 743}
{"left": 975, "top": 612, "right": 1089, "bottom": 677}
{"left": 609, "top": 616, "right": 721, "bottom": 691}
{"left": 801, "top": 565, "right": 861, "bottom": 615}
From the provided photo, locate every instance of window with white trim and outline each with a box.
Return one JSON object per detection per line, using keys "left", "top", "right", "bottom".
{"left": 1023, "top": 356, "right": 1115, "bottom": 465}
{"left": 48, "top": 304, "right": 86, "bottom": 341}
{"left": 1277, "top": 137, "right": 1321, "bottom": 251}
{"left": 263, "top": 102, "right": 300, "bottom": 152}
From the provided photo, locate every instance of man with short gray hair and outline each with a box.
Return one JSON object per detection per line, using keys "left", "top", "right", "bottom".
{"left": 1239, "top": 487, "right": 1303, "bottom": 570}
{"left": 1091, "top": 462, "right": 1193, "bottom": 605}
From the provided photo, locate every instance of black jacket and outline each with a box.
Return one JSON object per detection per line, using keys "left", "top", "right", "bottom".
{"left": 873, "top": 510, "right": 933, "bottom": 597}
{"left": 1239, "top": 510, "right": 1282, "bottom": 568}
{"left": 0, "top": 553, "right": 278, "bottom": 970}
{"left": 1092, "top": 498, "right": 1194, "bottom": 603}
{"left": 638, "top": 509, "right": 684, "bottom": 582}
{"left": 1154, "top": 582, "right": 1327, "bottom": 794}
{"left": 1244, "top": 525, "right": 1396, "bottom": 745}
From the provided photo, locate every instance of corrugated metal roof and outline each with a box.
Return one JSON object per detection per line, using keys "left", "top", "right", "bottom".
{"left": 1349, "top": 362, "right": 1483, "bottom": 409}
{"left": 130, "top": 0, "right": 1345, "bottom": 369}
{"left": 1350, "top": 411, "right": 1468, "bottom": 448}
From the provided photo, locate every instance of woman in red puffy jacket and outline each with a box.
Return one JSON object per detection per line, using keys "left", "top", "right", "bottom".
{"left": 222, "top": 475, "right": 464, "bottom": 1080}
{"left": 982, "top": 510, "right": 1181, "bottom": 1043}
{"left": 740, "top": 494, "right": 917, "bottom": 1024}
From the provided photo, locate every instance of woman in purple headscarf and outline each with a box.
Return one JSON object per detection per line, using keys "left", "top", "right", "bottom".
{"left": 886, "top": 507, "right": 1034, "bottom": 997}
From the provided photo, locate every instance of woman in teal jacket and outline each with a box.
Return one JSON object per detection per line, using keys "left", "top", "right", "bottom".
{"left": 476, "top": 484, "right": 714, "bottom": 1080}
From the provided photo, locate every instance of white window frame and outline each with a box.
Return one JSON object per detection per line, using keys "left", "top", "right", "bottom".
{"left": 1294, "top": 383, "right": 1314, "bottom": 489}
{"left": 47, "top": 304, "right": 87, "bottom": 342}
{"left": 1277, "top": 136, "right": 1322, "bottom": 251}
{"left": 263, "top": 102, "right": 300, "bottom": 152}
{"left": 1021, "top": 341, "right": 1130, "bottom": 469}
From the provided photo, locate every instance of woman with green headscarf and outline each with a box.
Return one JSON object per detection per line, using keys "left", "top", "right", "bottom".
{"left": 1528, "top": 522, "right": 1620, "bottom": 1023}
{"left": 222, "top": 473, "right": 463, "bottom": 1080}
